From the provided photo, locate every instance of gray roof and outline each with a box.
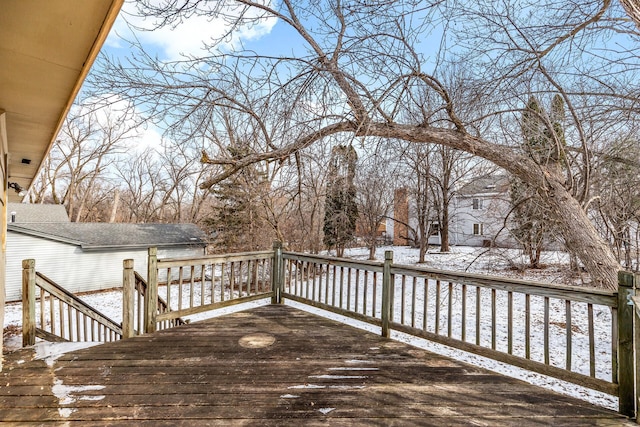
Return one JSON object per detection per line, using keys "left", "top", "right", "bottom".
{"left": 457, "top": 175, "right": 511, "bottom": 196}
{"left": 7, "top": 203, "right": 70, "bottom": 223}
{"left": 7, "top": 222, "right": 208, "bottom": 250}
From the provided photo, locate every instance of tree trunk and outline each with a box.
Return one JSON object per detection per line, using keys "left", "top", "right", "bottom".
{"left": 109, "top": 189, "right": 120, "bottom": 223}
{"left": 369, "top": 243, "right": 376, "bottom": 260}
{"left": 543, "top": 174, "right": 619, "bottom": 290}
{"left": 440, "top": 207, "right": 450, "bottom": 252}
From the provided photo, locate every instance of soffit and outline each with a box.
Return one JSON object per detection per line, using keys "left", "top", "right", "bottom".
{"left": 0, "top": 0, "right": 123, "bottom": 202}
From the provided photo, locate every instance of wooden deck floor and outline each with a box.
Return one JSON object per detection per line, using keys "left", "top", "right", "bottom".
{"left": 0, "top": 304, "right": 634, "bottom": 426}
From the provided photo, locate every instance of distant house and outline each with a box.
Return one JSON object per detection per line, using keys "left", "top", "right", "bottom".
{"left": 389, "top": 175, "right": 516, "bottom": 248}
{"left": 449, "top": 175, "right": 514, "bottom": 247}
{"left": 5, "top": 205, "right": 207, "bottom": 302}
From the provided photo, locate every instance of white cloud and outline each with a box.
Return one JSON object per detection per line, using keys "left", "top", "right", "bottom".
{"left": 107, "top": 0, "right": 277, "bottom": 61}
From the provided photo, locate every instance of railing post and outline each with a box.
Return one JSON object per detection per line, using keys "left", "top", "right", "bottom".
{"left": 21, "top": 259, "right": 36, "bottom": 346}
{"left": 617, "top": 271, "right": 637, "bottom": 418}
{"left": 633, "top": 294, "right": 640, "bottom": 424}
{"left": 145, "top": 247, "right": 158, "bottom": 334}
{"left": 381, "top": 250, "right": 393, "bottom": 338}
{"left": 271, "top": 241, "right": 284, "bottom": 304}
{"left": 122, "top": 259, "right": 135, "bottom": 339}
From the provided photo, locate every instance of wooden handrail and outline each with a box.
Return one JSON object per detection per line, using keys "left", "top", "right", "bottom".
{"left": 22, "top": 259, "right": 123, "bottom": 346}
{"left": 35, "top": 272, "right": 122, "bottom": 334}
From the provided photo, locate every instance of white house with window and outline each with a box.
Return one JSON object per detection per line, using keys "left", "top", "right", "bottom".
{"left": 390, "top": 175, "right": 518, "bottom": 248}
{"left": 448, "top": 175, "right": 516, "bottom": 247}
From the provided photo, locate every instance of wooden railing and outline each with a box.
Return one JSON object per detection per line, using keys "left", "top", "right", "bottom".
{"left": 128, "top": 247, "right": 274, "bottom": 334}
{"left": 22, "top": 259, "right": 123, "bottom": 345}
{"left": 278, "top": 249, "right": 638, "bottom": 419}
{"left": 121, "top": 261, "right": 186, "bottom": 338}
{"left": 118, "top": 242, "right": 637, "bottom": 418}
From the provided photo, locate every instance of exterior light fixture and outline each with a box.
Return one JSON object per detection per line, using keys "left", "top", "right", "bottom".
{"left": 8, "top": 182, "right": 25, "bottom": 197}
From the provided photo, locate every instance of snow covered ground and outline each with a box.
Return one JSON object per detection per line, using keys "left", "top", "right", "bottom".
{"left": 2, "top": 245, "right": 619, "bottom": 410}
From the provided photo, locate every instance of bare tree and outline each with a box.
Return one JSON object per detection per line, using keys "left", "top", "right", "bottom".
{"left": 355, "top": 142, "right": 398, "bottom": 259}
{"left": 30, "top": 101, "right": 135, "bottom": 220}
{"left": 94, "top": 0, "right": 640, "bottom": 289}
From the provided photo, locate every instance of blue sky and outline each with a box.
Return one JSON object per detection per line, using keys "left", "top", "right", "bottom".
{"left": 104, "top": 1, "right": 284, "bottom": 62}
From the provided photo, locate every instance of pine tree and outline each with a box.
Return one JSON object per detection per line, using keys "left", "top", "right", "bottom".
{"left": 323, "top": 145, "right": 358, "bottom": 257}
{"left": 510, "top": 96, "right": 564, "bottom": 268}
{"left": 205, "top": 143, "right": 268, "bottom": 252}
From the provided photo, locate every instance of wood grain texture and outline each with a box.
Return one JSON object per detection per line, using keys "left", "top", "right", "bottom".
{"left": 1, "top": 305, "right": 633, "bottom": 426}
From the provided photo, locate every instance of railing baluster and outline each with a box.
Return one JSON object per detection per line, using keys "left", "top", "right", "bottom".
{"left": 372, "top": 271, "right": 378, "bottom": 318}
{"left": 39, "top": 286, "right": 44, "bottom": 334}
{"left": 611, "top": 307, "right": 619, "bottom": 386}
{"left": 491, "top": 288, "right": 496, "bottom": 350}
{"left": 525, "top": 294, "right": 531, "bottom": 359}
{"left": 566, "top": 300, "right": 572, "bottom": 370}
{"left": 401, "top": 275, "right": 406, "bottom": 325}
{"left": 355, "top": 269, "right": 360, "bottom": 313}
{"left": 423, "top": 278, "right": 428, "bottom": 331}
{"left": 59, "top": 299, "right": 65, "bottom": 340}
{"left": 476, "top": 287, "right": 481, "bottom": 346}
{"left": 588, "top": 303, "right": 595, "bottom": 377}
{"left": 461, "top": 284, "right": 467, "bottom": 342}
{"left": 508, "top": 291, "right": 513, "bottom": 355}
{"left": 339, "top": 266, "right": 344, "bottom": 309}
{"left": 435, "top": 280, "right": 441, "bottom": 335}
{"left": 331, "top": 265, "right": 337, "bottom": 306}
{"left": 447, "top": 282, "right": 453, "bottom": 338}
{"left": 347, "top": 267, "right": 352, "bottom": 311}
{"left": 363, "top": 271, "right": 369, "bottom": 315}
{"left": 166, "top": 267, "right": 172, "bottom": 310}
{"left": 409, "top": 276, "right": 416, "bottom": 328}
{"left": 544, "top": 296, "right": 550, "bottom": 365}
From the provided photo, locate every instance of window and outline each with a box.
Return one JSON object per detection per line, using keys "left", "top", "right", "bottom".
{"left": 473, "top": 223, "right": 484, "bottom": 235}
{"left": 472, "top": 198, "right": 483, "bottom": 210}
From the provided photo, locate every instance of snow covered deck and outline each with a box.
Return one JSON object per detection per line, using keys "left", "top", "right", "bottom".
{"left": 0, "top": 304, "right": 634, "bottom": 425}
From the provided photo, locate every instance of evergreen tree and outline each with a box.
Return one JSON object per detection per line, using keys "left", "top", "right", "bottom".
{"left": 323, "top": 145, "right": 358, "bottom": 257}
{"left": 205, "top": 143, "right": 268, "bottom": 252}
{"left": 510, "top": 96, "right": 564, "bottom": 268}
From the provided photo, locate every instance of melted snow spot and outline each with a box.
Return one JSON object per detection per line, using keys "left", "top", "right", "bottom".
{"left": 280, "top": 394, "right": 300, "bottom": 399}
{"left": 309, "top": 375, "right": 368, "bottom": 379}
{"left": 59, "top": 408, "right": 76, "bottom": 418}
{"left": 34, "top": 341, "right": 101, "bottom": 367}
{"left": 52, "top": 379, "right": 105, "bottom": 405}
{"left": 288, "top": 384, "right": 325, "bottom": 389}
{"left": 328, "top": 367, "right": 379, "bottom": 371}
{"left": 318, "top": 408, "right": 336, "bottom": 415}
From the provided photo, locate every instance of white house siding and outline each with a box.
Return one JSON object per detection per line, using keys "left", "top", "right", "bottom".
{"left": 5, "top": 232, "right": 204, "bottom": 302}
{"left": 450, "top": 194, "right": 516, "bottom": 248}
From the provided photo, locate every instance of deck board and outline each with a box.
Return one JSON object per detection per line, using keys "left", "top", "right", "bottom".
{"left": 0, "top": 304, "right": 634, "bottom": 426}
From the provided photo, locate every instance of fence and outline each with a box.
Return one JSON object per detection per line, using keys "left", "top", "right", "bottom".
{"left": 21, "top": 259, "right": 122, "bottom": 345}
{"left": 22, "top": 242, "right": 635, "bottom": 419}
{"left": 124, "top": 247, "right": 274, "bottom": 334}
{"left": 276, "top": 248, "right": 637, "bottom": 419}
